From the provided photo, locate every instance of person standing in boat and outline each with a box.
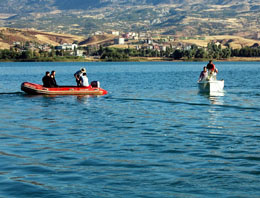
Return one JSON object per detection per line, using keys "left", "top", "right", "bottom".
{"left": 198, "top": 66, "right": 208, "bottom": 82}
{"left": 42, "top": 71, "right": 52, "bottom": 87}
{"left": 80, "top": 72, "right": 89, "bottom": 87}
{"left": 207, "top": 60, "right": 219, "bottom": 80}
{"left": 50, "top": 70, "right": 58, "bottom": 87}
{"left": 74, "top": 67, "right": 86, "bottom": 86}
{"left": 206, "top": 60, "right": 216, "bottom": 73}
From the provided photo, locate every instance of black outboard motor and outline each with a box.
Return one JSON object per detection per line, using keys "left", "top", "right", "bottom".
{"left": 91, "top": 81, "right": 100, "bottom": 88}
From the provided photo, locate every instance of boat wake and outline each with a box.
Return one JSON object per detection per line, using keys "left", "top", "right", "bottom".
{"left": 105, "top": 96, "right": 260, "bottom": 111}
{"left": 0, "top": 92, "right": 24, "bottom": 95}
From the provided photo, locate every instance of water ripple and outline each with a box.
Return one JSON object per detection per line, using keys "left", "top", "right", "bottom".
{"left": 107, "top": 96, "right": 260, "bottom": 111}
{"left": 0, "top": 62, "right": 260, "bottom": 198}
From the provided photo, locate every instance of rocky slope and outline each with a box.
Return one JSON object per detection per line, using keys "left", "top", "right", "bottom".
{"left": 0, "top": 0, "right": 259, "bottom": 37}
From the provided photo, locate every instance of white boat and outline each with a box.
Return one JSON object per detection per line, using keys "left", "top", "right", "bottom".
{"left": 198, "top": 79, "right": 224, "bottom": 93}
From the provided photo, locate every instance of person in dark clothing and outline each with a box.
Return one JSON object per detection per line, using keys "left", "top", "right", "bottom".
{"left": 50, "top": 70, "right": 58, "bottom": 87}
{"left": 74, "top": 67, "right": 86, "bottom": 86}
{"left": 42, "top": 71, "right": 52, "bottom": 87}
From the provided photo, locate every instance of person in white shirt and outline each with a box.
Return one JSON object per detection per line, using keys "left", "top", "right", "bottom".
{"left": 198, "top": 66, "right": 208, "bottom": 82}
{"left": 80, "top": 72, "right": 89, "bottom": 87}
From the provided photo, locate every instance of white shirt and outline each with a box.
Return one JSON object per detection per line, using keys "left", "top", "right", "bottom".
{"left": 80, "top": 75, "right": 89, "bottom": 86}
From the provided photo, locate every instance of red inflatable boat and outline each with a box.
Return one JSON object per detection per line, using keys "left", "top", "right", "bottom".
{"left": 21, "top": 82, "right": 108, "bottom": 95}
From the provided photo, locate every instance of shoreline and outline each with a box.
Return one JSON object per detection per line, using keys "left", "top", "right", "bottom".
{"left": 88, "top": 56, "right": 260, "bottom": 62}
{"left": 1, "top": 56, "right": 260, "bottom": 62}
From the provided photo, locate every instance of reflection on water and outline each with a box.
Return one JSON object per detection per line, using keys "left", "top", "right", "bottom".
{"left": 0, "top": 62, "right": 260, "bottom": 198}
{"left": 76, "top": 95, "right": 99, "bottom": 104}
{"left": 199, "top": 91, "right": 225, "bottom": 105}
{"left": 198, "top": 91, "right": 225, "bottom": 130}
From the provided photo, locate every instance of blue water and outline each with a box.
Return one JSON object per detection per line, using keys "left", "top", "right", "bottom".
{"left": 0, "top": 62, "right": 259, "bottom": 198}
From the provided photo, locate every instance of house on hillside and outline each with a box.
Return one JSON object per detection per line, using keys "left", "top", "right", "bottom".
{"left": 110, "top": 31, "right": 120, "bottom": 36}
{"left": 144, "top": 39, "right": 153, "bottom": 44}
{"left": 124, "top": 32, "right": 137, "bottom": 39}
{"left": 39, "top": 44, "right": 51, "bottom": 52}
{"left": 13, "top": 41, "right": 21, "bottom": 46}
{"left": 169, "top": 36, "right": 175, "bottom": 42}
{"left": 159, "top": 45, "right": 168, "bottom": 52}
{"left": 94, "top": 31, "right": 103, "bottom": 35}
{"left": 122, "top": 33, "right": 129, "bottom": 39}
{"left": 133, "top": 36, "right": 139, "bottom": 40}
{"left": 139, "top": 33, "right": 146, "bottom": 38}
{"left": 55, "top": 43, "right": 78, "bottom": 50}
{"left": 215, "top": 41, "right": 221, "bottom": 46}
{"left": 130, "top": 32, "right": 136, "bottom": 37}
{"left": 75, "top": 50, "right": 84, "bottom": 57}
{"left": 184, "top": 45, "right": 192, "bottom": 50}
{"left": 114, "top": 38, "right": 125, "bottom": 45}
{"left": 141, "top": 44, "right": 153, "bottom": 50}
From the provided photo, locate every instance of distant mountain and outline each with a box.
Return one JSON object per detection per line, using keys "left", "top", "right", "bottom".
{"left": 0, "top": 0, "right": 259, "bottom": 37}
{"left": 0, "top": 0, "right": 256, "bottom": 12}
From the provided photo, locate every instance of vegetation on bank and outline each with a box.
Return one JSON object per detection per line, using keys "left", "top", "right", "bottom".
{"left": 0, "top": 48, "right": 85, "bottom": 62}
{"left": 1, "top": 42, "right": 260, "bottom": 62}
{"left": 89, "top": 42, "right": 260, "bottom": 61}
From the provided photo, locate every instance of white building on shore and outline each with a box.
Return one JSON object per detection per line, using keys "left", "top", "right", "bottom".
{"left": 114, "top": 37, "right": 125, "bottom": 45}
{"left": 55, "top": 43, "right": 78, "bottom": 50}
{"left": 111, "top": 31, "right": 120, "bottom": 36}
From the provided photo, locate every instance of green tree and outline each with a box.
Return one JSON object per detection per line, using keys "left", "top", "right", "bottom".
{"left": 222, "top": 48, "right": 231, "bottom": 58}
{"left": 20, "top": 50, "right": 32, "bottom": 59}
{"left": 171, "top": 49, "right": 183, "bottom": 59}
{"left": 165, "top": 47, "right": 172, "bottom": 57}
{"left": 100, "top": 47, "right": 129, "bottom": 61}
{"left": 195, "top": 48, "right": 206, "bottom": 58}
{"left": 34, "top": 50, "right": 41, "bottom": 58}
{"left": 184, "top": 50, "right": 193, "bottom": 59}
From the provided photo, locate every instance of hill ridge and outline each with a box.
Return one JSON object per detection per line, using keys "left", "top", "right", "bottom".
{"left": 0, "top": 0, "right": 259, "bottom": 37}
{"left": 1, "top": 27, "right": 260, "bottom": 50}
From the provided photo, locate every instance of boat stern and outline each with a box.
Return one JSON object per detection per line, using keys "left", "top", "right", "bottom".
{"left": 198, "top": 80, "right": 224, "bottom": 93}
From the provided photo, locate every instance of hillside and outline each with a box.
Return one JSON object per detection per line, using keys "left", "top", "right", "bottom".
{"left": 179, "top": 35, "right": 260, "bottom": 49}
{"left": 1, "top": 27, "right": 260, "bottom": 50}
{"left": 0, "top": 0, "right": 259, "bottom": 12}
{"left": 0, "top": 27, "right": 85, "bottom": 49}
{"left": 0, "top": 28, "right": 120, "bottom": 49}
{"left": 79, "top": 34, "right": 117, "bottom": 46}
{"left": 0, "top": 0, "right": 259, "bottom": 37}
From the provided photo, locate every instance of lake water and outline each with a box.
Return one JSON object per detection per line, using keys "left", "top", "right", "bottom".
{"left": 0, "top": 62, "right": 259, "bottom": 198}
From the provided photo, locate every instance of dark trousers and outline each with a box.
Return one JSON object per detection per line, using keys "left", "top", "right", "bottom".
{"left": 76, "top": 79, "right": 81, "bottom": 86}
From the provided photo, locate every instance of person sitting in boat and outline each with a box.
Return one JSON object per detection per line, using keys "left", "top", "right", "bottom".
{"left": 74, "top": 67, "right": 86, "bottom": 86}
{"left": 80, "top": 72, "right": 89, "bottom": 87}
{"left": 50, "top": 70, "right": 58, "bottom": 87}
{"left": 198, "top": 66, "right": 208, "bottom": 82}
{"left": 42, "top": 71, "right": 52, "bottom": 87}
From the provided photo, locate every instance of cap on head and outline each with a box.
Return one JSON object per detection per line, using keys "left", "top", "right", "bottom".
{"left": 81, "top": 67, "right": 86, "bottom": 73}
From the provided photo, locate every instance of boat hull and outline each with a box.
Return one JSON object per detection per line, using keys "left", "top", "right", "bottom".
{"left": 198, "top": 80, "right": 224, "bottom": 93}
{"left": 21, "top": 82, "right": 108, "bottom": 95}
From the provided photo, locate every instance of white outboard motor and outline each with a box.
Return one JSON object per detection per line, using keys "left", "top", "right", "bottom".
{"left": 91, "top": 81, "right": 100, "bottom": 88}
